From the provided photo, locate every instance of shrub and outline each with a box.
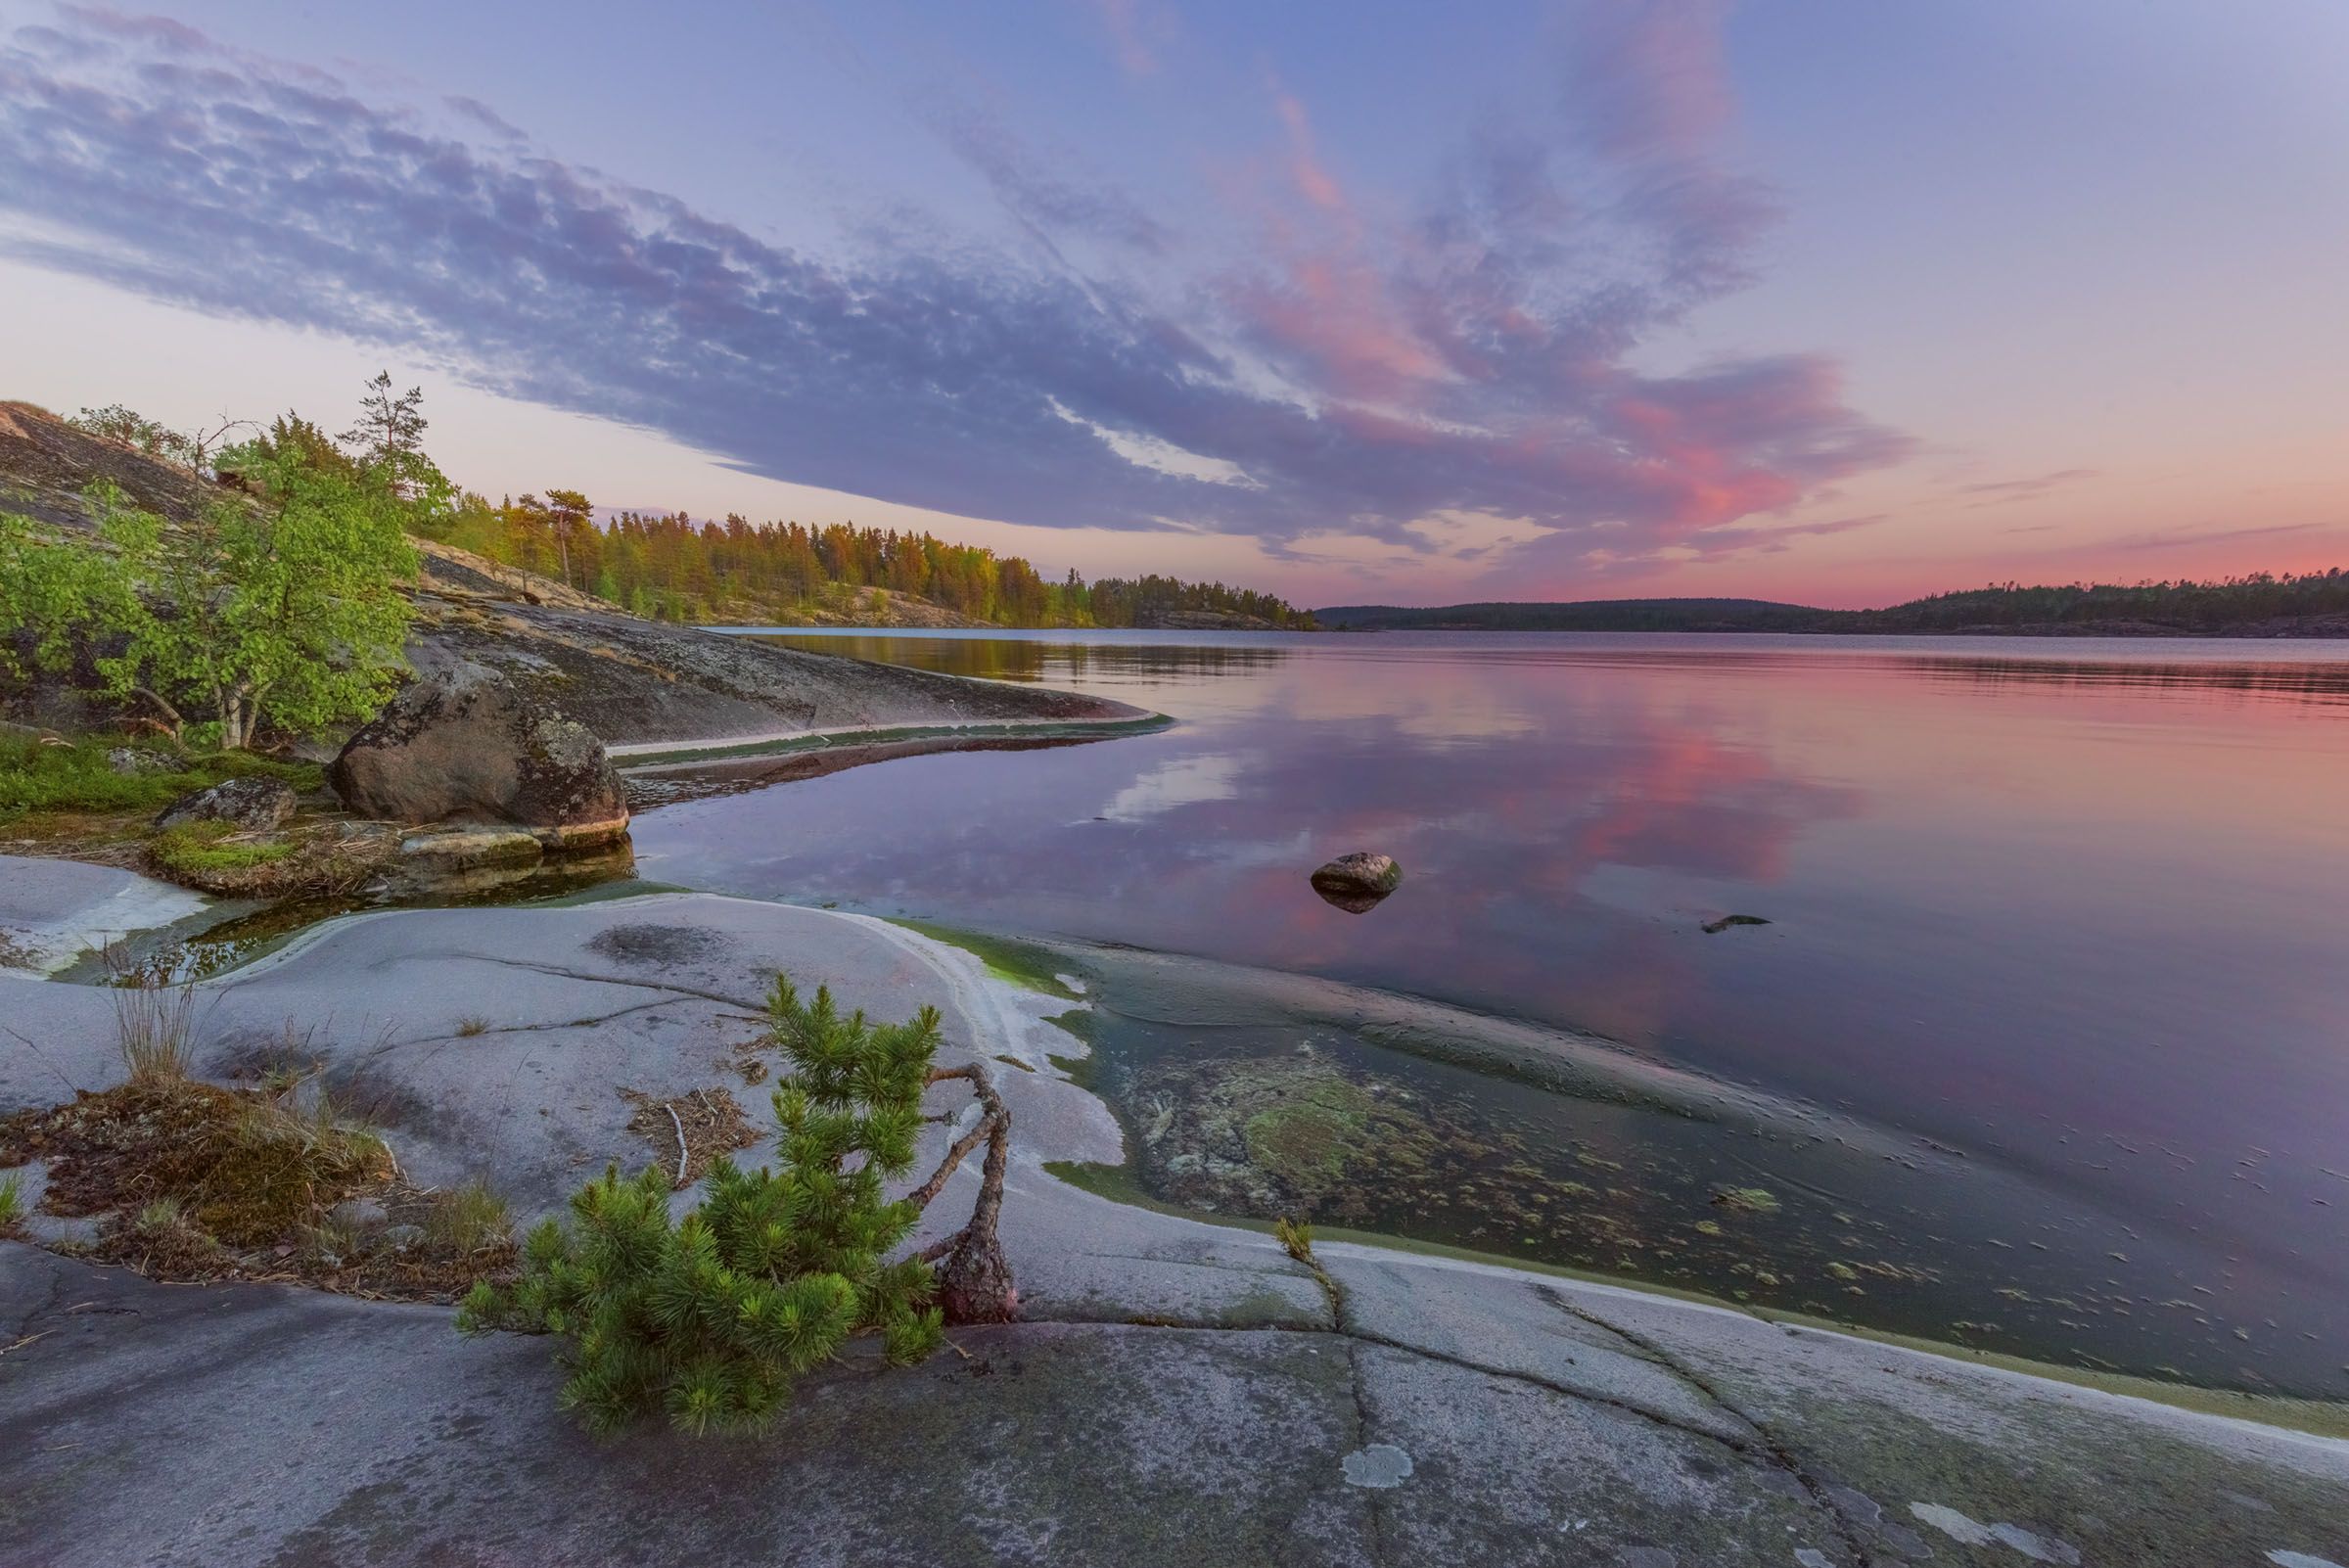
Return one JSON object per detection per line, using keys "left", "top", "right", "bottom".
{"left": 459, "top": 975, "right": 1015, "bottom": 1436}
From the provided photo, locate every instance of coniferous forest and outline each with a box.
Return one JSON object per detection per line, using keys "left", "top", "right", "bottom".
{"left": 426, "top": 493, "right": 1315, "bottom": 629}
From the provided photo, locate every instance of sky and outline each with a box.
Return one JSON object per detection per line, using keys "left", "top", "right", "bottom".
{"left": 1, "top": 1, "right": 2343, "bottom": 611}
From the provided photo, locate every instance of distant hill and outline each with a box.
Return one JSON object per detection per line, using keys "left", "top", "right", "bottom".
{"left": 1313, "top": 598, "right": 1824, "bottom": 632}
{"left": 1317, "top": 576, "right": 2349, "bottom": 638}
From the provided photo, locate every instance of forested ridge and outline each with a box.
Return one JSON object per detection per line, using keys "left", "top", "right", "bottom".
{"left": 1321, "top": 573, "right": 2349, "bottom": 636}
{"left": 28, "top": 387, "right": 1315, "bottom": 631}
{"left": 1827, "top": 572, "right": 2349, "bottom": 632}
{"left": 432, "top": 505, "right": 1317, "bottom": 630}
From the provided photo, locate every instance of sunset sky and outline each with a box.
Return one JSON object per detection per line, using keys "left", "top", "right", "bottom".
{"left": 3, "top": 0, "right": 2343, "bottom": 610}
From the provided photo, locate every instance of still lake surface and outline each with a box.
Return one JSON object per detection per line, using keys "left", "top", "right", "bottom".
{"left": 635, "top": 630, "right": 2349, "bottom": 1398}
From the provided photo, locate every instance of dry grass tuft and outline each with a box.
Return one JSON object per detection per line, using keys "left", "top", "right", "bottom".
{"left": 423, "top": 1178, "right": 511, "bottom": 1257}
{"left": 108, "top": 965, "right": 202, "bottom": 1084}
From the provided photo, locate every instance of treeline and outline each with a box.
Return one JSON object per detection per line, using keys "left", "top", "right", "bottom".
{"left": 69, "top": 382, "right": 1316, "bottom": 630}
{"left": 1315, "top": 598, "right": 1818, "bottom": 632}
{"left": 424, "top": 492, "right": 1313, "bottom": 629}
{"left": 1318, "top": 572, "right": 2349, "bottom": 636}
{"left": 1837, "top": 571, "right": 2349, "bottom": 632}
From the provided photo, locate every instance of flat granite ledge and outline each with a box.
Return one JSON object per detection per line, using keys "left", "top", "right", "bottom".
{"left": 3, "top": 882, "right": 2346, "bottom": 1567}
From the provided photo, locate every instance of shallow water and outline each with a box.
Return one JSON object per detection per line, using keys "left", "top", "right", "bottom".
{"left": 636, "top": 630, "right": 2349, "bottom": 1397}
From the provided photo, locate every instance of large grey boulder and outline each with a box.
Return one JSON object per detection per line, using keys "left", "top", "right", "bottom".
{"left": 153, "top": 774, "right": 297, "bottom": 832}
{"left": 328, "top": 668, "right": 629, "bottom": 847}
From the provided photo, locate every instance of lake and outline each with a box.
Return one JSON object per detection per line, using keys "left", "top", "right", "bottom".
{"left": 633, "top": 630, "right": 2349, "bottom": 1399}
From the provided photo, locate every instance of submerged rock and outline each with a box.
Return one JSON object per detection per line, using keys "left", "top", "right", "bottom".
{"left": 1700, "top": 914, "right": 1772, "bottom": 935}
{"left": 328, "top": 668, "right": 629, "bottom": 847}
{"left": 153, "top": 775, "right": 297, "bottom": 833}
{"left": 1310, "top": 851, "right": 1402, "bottom": 912}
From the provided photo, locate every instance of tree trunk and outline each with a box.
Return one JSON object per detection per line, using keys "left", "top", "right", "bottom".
{"left": 914, "top": 1062, "right": 1017, "bottom": 1324}
{"left": 128, "top": 688, "right": 185, "bottom": 738}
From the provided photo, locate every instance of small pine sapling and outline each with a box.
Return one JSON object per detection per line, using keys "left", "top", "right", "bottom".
{"left": 461, "top": 974, "right": 1014, "bottom": 1435}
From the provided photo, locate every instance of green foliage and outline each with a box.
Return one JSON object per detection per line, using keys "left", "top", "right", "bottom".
{"left": 458, "top": 975, "right": 949, "bottom": 1436}
{"left": 0, "top": 1173, "right": 23, "bottom": 1234}
{"left": 0, "top": 447, "right": 418, "bottom": 747}
{"left": 0, "top": 737, "right": 315, "bottom": 824}
{"left": 149, "top": 820, "right": 297, "bottom": 875}
{"left": 339, "top": 372, "right": 451, "bottom": 513}
{"left": 69, "top": 403, "right": 184, "bottom": 462}
{"left": 1275, "top": 1215, "right": 1315, "bottom": 1264}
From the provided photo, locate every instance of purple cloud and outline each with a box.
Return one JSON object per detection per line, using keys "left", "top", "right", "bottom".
{"left": 0, "top": 3, "right": 1911, "bottom": 566}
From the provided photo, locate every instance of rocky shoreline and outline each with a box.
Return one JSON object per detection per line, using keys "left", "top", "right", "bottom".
{"left": 2, "top": 855, "right": 2346, "bottom": 1565}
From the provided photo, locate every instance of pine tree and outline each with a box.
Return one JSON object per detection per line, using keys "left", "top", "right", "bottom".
{"left": 459, "top": 975, "right": 1017, "bottom": 1436}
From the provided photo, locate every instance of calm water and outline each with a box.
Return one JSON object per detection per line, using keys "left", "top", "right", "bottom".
{"left": 635, "top": 630, "right": 2349, "bottom": 1397}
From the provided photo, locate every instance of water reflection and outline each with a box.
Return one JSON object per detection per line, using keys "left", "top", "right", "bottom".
{"left": 644, "top": 631, "right": 2349, "bottom": 1396}
{"left": 760, "top": 631, "right": 1292, "bottom": 688}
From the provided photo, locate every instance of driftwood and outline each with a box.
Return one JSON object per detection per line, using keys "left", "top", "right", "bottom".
{"left": 910, "top": 1062, "right": 1016, "bottom": 1324}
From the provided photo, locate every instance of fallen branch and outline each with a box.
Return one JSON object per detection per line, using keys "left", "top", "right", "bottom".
{"left": 666, "top": 1102, "right": 688, "bottom": 1186}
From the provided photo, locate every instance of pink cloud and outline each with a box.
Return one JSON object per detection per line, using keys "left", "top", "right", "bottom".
{"left": 1082, "top": 0, "right": 1158, "bottom": 76}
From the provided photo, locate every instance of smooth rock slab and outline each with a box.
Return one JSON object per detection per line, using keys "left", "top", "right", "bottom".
{"left": 0, "top": 853, "right": 206, "bottom": 976}
{"left": 0, "top": 1246, "right": 1867, "bottom": 1568}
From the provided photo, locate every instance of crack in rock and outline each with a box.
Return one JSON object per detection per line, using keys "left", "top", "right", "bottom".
{"left": 1543, "top": 1293, "right": 1878, "bottom": 1568}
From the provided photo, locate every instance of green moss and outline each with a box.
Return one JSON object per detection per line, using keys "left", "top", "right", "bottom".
{"left": 150, "top": 820, "right": 298, "bottom": 874}
{"left": 892, "top": 919, "right": 1084, "bottom": 1000}
{"left": 1238, "top": 1076, "right": 1378, "bottom": 1188}
{"left": 1041, "top": 1006, "right": 1095, "bottom": 1043}
{"left": 0, "top": 737, "right": 317, "bottom": 825}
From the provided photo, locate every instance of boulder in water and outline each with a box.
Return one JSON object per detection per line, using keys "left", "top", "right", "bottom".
{"left": 1311, "top": 852, "right": 1402, "bottom": 913}
{"left": 328, "top": 668, "right": 629, "bottom": 847}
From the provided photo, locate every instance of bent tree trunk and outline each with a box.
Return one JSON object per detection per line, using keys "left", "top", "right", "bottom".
{"left": 913, "top": 1062, "right": 1016, "bottom": 1323}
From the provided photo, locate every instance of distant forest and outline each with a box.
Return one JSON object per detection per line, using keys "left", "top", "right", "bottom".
{"left": 1322, "top": 572, "right": 2349, "bottom": 637}
{"left": 1316, "top": 598, "right": 1819, "bottom": 632}
{"left": 1826, "top": 573, "right": 2349, "bottom": 633}
{"left": 428, "top": 494, "right": 1314, "bottom": 630}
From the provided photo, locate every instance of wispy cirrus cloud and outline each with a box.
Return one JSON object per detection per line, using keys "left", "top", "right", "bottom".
{"left": 1958, "top": 468, "right": 2100, "bottom": 508}
{"left": 0, "top": 1, "right": 1911, "bottom": 570}
{"left": 927, "top": 99, "right": 1173, "bottom": 258}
